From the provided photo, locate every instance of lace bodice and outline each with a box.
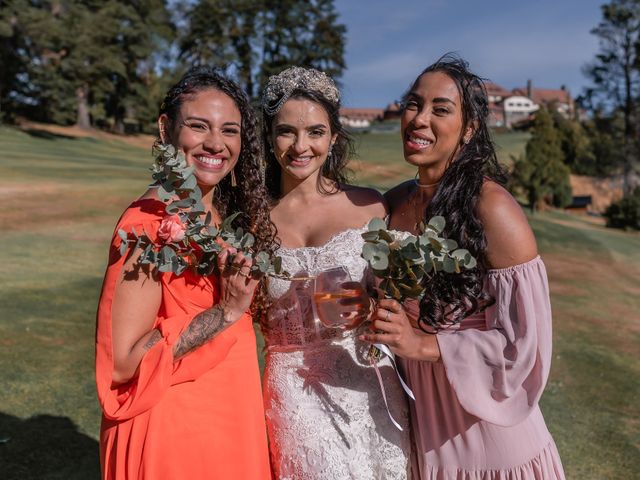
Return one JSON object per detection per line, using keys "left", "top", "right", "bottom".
{"left": 264, "top": 227, "right": 371, "bottom": 350}
{"left": 262, "top": 226, "right": 410, "bottom": 479}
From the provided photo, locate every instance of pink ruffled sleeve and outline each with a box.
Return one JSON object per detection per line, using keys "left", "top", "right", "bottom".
{"left": 436, "top": 256, "right": 552, "bottom": 426}
{"left": 95, "top": 200, "right": 236, "bottom": 421}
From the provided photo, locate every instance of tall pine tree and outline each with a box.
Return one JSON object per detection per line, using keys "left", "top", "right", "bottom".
{"left": 511, "top": 108, "right": 572, "bottom": 212}
{"left": 179, "top": 0, "right": 346, "bottom": 98}
{"left": 584, "top": 0, "right": 640, "bottom": 193}
{"left": 259, "top": 0, "right": 346, "bottom": 91}
{"left": 179, "top": 0, "right": 259, "bottom": 96}
{"left": 100, "top": 0, "right": 175, "bottom": 132}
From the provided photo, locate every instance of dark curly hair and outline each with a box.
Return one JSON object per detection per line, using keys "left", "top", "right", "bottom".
{"left": 262, "top": 88, "right": 354, "bottom": 198}
{"left": 158, "top": 66, "right": 279, "bottom": 315}
{"left": 403, "top": 54, "right": 508, "bottom": 330}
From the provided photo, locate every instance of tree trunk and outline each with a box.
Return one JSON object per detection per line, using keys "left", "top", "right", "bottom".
{"left": 75, "top": 84, "right": 91, "bottom": 129}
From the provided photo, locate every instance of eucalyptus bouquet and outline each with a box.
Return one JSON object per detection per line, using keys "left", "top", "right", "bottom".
{"left": 361, "top": 217, "right": 477, "bottom": 302}
{"left": 117, "top": 143, "right": 286, "bottom": 278}
{"left": 361, "top": 216, "right": 477, "bottom": 361}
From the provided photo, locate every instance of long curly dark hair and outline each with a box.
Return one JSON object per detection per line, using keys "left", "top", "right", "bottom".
{"left": 158, "top": 66, "right": 278, "bottom": 314}
{"left": 404, "top": 54, "right": 508, "bottom": 330}
{"left": 262, "top": 89, "right": 354, "bottom": 198}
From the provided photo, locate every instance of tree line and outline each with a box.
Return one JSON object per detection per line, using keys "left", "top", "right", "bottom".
{"left": 512, "top": 0, "right": 639, "bottom": 229}
{"left": 0, "top": 0, "right": 346, "bottom": 132}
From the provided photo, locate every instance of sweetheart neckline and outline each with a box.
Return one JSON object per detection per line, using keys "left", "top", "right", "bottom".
{"left": 277, "top": 223, "right": 369, "bottom": 252}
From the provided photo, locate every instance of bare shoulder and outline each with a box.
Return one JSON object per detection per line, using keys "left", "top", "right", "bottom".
{"left": 341, "top": 183, "right": 388, "bottom": 219}
{"left": 383, "top": 180, "right": 414, "bottom": 211}
{"left": 478, "top": 181, "right": 538, "bottom": 269}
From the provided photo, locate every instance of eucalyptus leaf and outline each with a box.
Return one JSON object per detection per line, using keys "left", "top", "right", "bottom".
{"left": 362, "top": 242, "right": 377, "bottom": 260}
{"left": 371, "top": 254, "right": 389, "bottom": 270}
{"left": 367, "top": 217, "right": 387, "bottom": 232}
{"left": 443, "top": 256, "right": 456, "bottom": 273}
{"left": 175, "top": 197, "right": 196, "bottom": 208}
{"left": 361, "top": 231, "right": 379, "bottom": 241}
{"left": 428, "top": 216, "right": 446, "bottom": 232}
{"left": 378, "top": 230, "right": 395, "bottom": 244}
{"left": 222, "top": 212, "right": 241, "bottom": 231}
{"left": 442, "top": 239, "right": 458, "bottom": 251}
{"left": 165, "top": 204, "right": 180, "bottom": 215}
{"left": 272, "top": 256, "right": 282, "bottom": 273}
{"left": 241, "top": 233, "right": 255, "bottom": 248}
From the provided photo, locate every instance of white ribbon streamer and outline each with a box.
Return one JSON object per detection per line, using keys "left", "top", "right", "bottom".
{"left": 369, "top": 342, "right": 416, "bottom": 431}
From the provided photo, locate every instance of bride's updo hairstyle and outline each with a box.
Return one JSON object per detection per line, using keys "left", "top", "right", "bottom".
{"left": 261, "top": 66, "right": 354, "bottom": 198}
{"left": 406, "top": 54, "right": 508, "bottom": 330}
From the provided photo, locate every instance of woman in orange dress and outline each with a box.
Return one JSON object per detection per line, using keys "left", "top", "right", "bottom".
{"left": 95, "top": 67, "right": 275, "bottom": 479}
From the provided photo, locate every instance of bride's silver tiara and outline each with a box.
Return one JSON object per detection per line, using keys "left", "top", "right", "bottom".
{"left": 262, "top": 66, "right": 340, "bottom": 116}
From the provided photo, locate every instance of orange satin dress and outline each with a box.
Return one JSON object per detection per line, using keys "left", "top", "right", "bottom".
{"left": 95, "top": 199, "right": 271, "bottom": 480}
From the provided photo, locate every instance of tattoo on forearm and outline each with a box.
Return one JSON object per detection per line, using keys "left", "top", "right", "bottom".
{"left": 143, "top": 329, "right": 163, "bottom": 350}
{"left": 173, "top": 304, "right": 230, "bottom": 359}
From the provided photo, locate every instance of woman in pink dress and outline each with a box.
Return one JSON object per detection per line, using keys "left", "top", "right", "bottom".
{"left": 361, "top": 54, "right": 566, "bottom": 479}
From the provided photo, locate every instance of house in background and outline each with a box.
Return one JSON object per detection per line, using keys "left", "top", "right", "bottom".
{"left": 503, "top": 95, "right": 539, "bottom": 127}
{"left": 485, "top": 82, "right": 512, "bottom": 127}
{"left": 339, "top": 108, "right": 384, "bottom": 128}
{"left": 341, "top": 80, "right": 576, "bottom": 130}
{"left": 512, "top": 80, "right": 574, "bottom": 118}
{"left": 486, "top": 79, "right": 575, "bottom": 128}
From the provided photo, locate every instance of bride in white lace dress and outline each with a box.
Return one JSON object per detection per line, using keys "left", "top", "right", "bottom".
{"left": 260, "top": 67, "right": 411, "bottom": 479}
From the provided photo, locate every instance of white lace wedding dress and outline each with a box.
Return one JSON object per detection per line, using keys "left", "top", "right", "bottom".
{"left": 262, "top": 227, "right": 411, "bottom": 480}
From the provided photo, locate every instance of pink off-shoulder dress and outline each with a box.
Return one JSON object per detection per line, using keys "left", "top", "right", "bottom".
{"left": 400, "top": 256, "right": 565, "bottom": 479}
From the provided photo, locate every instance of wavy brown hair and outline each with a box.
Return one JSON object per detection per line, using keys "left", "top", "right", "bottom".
{"left": 403, "top": 54, "right": 508, "bottom": 330}
{"left": 159, "top": 66, "right": 278, "bottom": 315}
{"left": 262, "top": 89, "right": 354, "bottom": 198}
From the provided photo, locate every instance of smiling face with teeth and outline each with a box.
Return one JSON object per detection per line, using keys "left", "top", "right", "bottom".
{"left": 271, "top": 97, "right": 337, "bottom": 188}
{"left": 159, "top": 88, "right": 242, "bottom": 193}
{"left": 401, "top": 71, "right": 472, "bottom": 180}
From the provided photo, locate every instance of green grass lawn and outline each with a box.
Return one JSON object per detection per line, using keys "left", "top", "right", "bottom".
{"left": 0, "top": 125, "right": 637, "bottom": 478}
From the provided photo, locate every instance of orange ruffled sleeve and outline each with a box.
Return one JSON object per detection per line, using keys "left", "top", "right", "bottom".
{"left": 95, "top": 200, "right": 237, "bottom": 421}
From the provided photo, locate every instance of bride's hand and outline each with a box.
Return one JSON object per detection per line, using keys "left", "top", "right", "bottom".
{"left": 360, "top": 298, "right": 440, "bottom": 362}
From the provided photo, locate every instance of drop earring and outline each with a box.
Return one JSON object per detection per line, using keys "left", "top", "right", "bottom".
{"left": 230, "top": 169, "right": 237, "bottom": 187}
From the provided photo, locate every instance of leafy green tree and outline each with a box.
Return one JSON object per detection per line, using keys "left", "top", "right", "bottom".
{"left": 551, "top": 110, "right": 598, "bottom": 175}
{"left": 604, "top": 186, "right": 640, "bottom": 229}
{"left": 0, "top": 0, "right": 24, "bottom": 122}
{"left": 260, "top": 0, "right": 346, "bottom": 90}
{"left": 179, "top": 0, "right": 346, "bottom": 97}
{"left": 584, "top": 0, "right": 640, "bottom": 194}
{"left": 511, "top": 108, "right": 572, "bottom": 212}
{"left": 99, "top": 1, "right": 175, "bottom": 132}
{"left": 179, "top": 0, "right": 259, "bottom": 96}
{"left": 2, "top": 0, "right": 174, "bottom": 130}
{"left": 582, "top": 112, "right": 626, "bottom": 176}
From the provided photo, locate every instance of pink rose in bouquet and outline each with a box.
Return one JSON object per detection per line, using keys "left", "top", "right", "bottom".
{"left": 158, "top": 215, "right": 187, "bottom": 243}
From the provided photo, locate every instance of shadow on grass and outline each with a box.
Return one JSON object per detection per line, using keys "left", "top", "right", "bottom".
{"left": 0, "top": 412, "right": 100, "bottom": 479}
{"left": 22, "top": 128, "right": 77, "bottom": 141}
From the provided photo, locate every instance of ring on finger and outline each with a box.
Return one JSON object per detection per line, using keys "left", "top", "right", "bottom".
{"left": 238, "top": 270, "right": 250, "bottom": 278}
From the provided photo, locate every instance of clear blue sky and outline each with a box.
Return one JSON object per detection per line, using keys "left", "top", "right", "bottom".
{"left": 334, "top": 0, "right": 606, "bottom": 107}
